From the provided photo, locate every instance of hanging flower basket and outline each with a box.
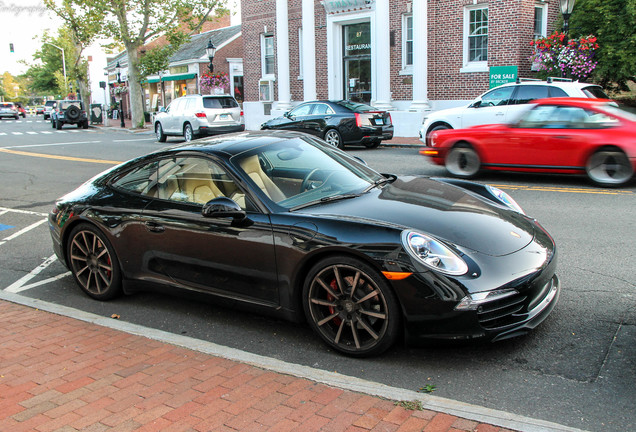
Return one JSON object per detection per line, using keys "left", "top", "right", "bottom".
{"left": 529, "top": 32, "right": 599, "bottom": 81}
{"left": 200, "top": 73, "right": 230, "bottom": 94}
{"left": 110, "top": 83, "right": 129, "bottom": 96}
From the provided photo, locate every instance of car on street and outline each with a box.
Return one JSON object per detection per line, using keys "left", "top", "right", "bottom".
{"left": 420, "top": 98, "right": 636, "bottom": 187}
{"left": 51, "top": 100, "right": 89, "bottom": 129}
{"left": 419, "top": 78, "right": 610, "bottom": 145}
{"left": 0, "top": 102, "right": 20, "bottom": 120}
{"left": 36, "top": 106, "right": 45, "bottom": 115}
{"left": 154, "top": 94, "right": 245, "bottom": 143}
{"left": 49, "top": 130, "right": 559, "bottom": 357}
{"left": 261, "top": 100, "right": 394, "bottom": 149}
{"left": 43, "top": 100, "right": 59, "bottom": 120}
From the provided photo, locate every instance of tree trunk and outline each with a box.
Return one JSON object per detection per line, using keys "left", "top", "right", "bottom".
{"left": 125, "top": 46, "right": 145, "bottom": 128}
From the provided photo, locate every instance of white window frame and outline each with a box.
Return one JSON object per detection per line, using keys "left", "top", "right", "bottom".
{"left": 461, "top": 4, "right": 489, "bottom": 73}
{"left": 298, "top": 27, "right": 304, "bottom": 79}
{"left": 400, "top": 13, "right": 413, "bottom": 75}
{"left": 261, "top": 34, "right": 275, "bottom": 79}
{"left": 534, "top": 3, "right": 548, "bottom": 40}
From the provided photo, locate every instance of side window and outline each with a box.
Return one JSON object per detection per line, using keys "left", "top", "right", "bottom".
{"left": 479, "top": 86, "right": 515, "bottom": 107}
{"left": 290, "top": 104, "right": 313, "bottom": 117}
{"left": 111, "top": 161, "right": 159, "bottom": 195}
{"left": 511, "top": 85, "right": 550, "bottom": 105}
{"left": 312, "top": 104, "right": 334, "bottom": 115}
{"left": 185, "top": 98, "right": 197, "bottom": 111}
{"left": 548, "top": 87, "right": 568, "bottom": 98}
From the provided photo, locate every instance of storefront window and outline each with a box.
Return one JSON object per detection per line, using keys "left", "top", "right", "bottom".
{"left": 343, "top": 22, "right": 371, "bottom": 103}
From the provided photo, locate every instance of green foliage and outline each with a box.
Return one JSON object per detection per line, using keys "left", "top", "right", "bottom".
{"left": 568, "top": 0, "right": 636, "bottom": 90}
{"left": 394, "top": 400, "right": 423, "bottom": 411}
{"left": 418, "top": 384, "right": 437, "bottom": 394}
{"left": 138, "top": 31, "right": 191, "bottom": 79}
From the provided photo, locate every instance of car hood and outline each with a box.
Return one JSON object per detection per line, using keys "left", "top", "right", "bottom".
{"left": 297, "top": 176, "right": 536, "bottom": 256}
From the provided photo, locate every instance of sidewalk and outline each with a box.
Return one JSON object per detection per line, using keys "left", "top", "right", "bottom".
{"left": 0, "top": 294, "right": 583, "bottom": 432}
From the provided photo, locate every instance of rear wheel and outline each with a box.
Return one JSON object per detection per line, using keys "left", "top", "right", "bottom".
{"left": 55, "top": 120, "right": 62, "bottom": 130}
{"left": 155, "top": 123, "right": 167, "bottom": 142}
{"left": 445, "top": 143, "right": 480, "bottom": 178}
{"left": 324, "top": 129, "right": 344, "bottom": 149}
{"left": 586, "top": 149, "right": 633, "bottom": 187}
{"left": 364, "top": 140, "right": 381, "bottom": 149}
{"left": 303, "top": 256, "right": 400, "bottom": 357}
{"left": 67, "top": 224, "right": 122, "bottom": 300}
{"left": 82, "top": 120, "right": 89, "bottom": 129}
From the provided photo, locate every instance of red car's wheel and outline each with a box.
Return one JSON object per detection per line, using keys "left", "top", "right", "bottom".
{"left": 586, "top": 149, "right": 633, "bottom": 187}
{"left": 445, "top": 144, "right": 481, "bottom": 178}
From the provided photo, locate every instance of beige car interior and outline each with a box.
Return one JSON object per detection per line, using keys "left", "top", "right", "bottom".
{"left": 239, "top": 155, "right": 286, "bottom": 202}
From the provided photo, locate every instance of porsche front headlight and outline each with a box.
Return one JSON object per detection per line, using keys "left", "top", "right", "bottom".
{"left": 402, "top": 231, "right": 468, "bottom": 276}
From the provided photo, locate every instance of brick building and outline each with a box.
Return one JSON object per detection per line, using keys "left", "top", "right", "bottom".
{"left": 241, "top": 0, "right": 560, "bottom": 136}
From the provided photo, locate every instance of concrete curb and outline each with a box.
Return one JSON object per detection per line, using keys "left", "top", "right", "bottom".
{"left": 0, "top": 290, "right": 587, "bottom": 432}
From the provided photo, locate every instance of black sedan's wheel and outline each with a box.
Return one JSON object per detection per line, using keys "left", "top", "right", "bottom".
{"left": 445, "top": 144, "right": 480, "bottom": 178}
{"left": 303, "top": 256, "right": 400, "bottom": 357}
{"left": 364, "top": 140, "right": 381, "bottom": 149}
{"left": 183, "top": 123, "right": 194, "bottom": 142}
{"left": 585, "top": 149, "right": 633, "bottom": 187}
{"left": 324, "top": 129, "right": 344, "bottom": 149}
{"left": 67, "top": 224, "right": 122, "bottom": 300}
{"left": 155, "top": 123, "right": 167, "bottom": 142}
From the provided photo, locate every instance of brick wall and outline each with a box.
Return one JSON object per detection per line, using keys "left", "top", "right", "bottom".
{"left": 242, "top": 0, "right": 278, "bottom": 102}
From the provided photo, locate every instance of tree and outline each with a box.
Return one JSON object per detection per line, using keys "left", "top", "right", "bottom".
{"left": 568, "top": 0, "right": 636, "bottom": 91}
{"left": 45, "top": 0, "right": 228, "bottom": 128}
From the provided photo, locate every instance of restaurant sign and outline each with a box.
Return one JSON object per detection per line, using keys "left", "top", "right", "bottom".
{"left": 322, "top": 0, "right": 374, "bottom": 14}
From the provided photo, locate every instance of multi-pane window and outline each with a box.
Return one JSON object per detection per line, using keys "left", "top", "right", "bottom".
{"left": 262, "top": 35, "right": 275, "bottom": 76}
{"left": 534, "top": 4, "right": 547, "bottom": 39}
{"left": 467, "top": 7, "right": 488, "bottom": 62}
{"left": 403, "top": 14, "right": 413, "bottom": 68}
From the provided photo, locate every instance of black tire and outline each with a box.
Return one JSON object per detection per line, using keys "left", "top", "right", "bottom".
{"left": 51, "top": 119, "right": 56, "bottom": 128}
{"left": 82, "top": 120, "right": 89, "bottom": 129}
{"left": 66, "top": 224, "right": 122, "bottom": 300}
{"left": 303, "top": 255, "right": 400, "bottom": 357}
{"left": 364, "top": 140, "right": 381, "bottom": 149}
{"left": 66, "top": 105, "right": 80, "bottom": 121}
{"left": 324, "top": 129, "right": 344, "bottom": 149}
{"left": 55, "top": 119, "right": 62, "bottom": 130}
{"left": 183, "top": 123, "right": 194, "bottom": 142}
{"left": 445, "top": 143, "right": 481, "bottom": 178}
{"left": 155, "top": 123, "right": 167, "bottom": 142}
{"left": 426, "top": 124, "right": 451, "bottom": 145}
{"left": 585, "top": 149, "right": 634, "bottom": 187}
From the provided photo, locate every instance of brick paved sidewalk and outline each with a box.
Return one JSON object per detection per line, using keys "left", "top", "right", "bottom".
{"left": 0, "top": 300, "right": 515, "bottom": 432}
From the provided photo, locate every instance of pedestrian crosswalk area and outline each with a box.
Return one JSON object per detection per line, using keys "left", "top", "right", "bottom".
{"left": 0, "top": 129, "right": 96, "bottom": 136}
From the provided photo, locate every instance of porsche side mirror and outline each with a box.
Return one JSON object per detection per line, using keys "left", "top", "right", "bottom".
{"left": 202, "top": 197, "right": 246, "bottom": 220}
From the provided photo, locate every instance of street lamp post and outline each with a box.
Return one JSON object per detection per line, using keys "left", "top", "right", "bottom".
{"left": 43, "top": 42, "right": 68, "bottom": 93}
{"left": 116, "top": 61, "right": 125, "bottom": 128}
{"left": 206, "top": 40, "right": 216, "bottom": 73}
{"left": 559, "top": 0, "right": 576, "bottom": 35}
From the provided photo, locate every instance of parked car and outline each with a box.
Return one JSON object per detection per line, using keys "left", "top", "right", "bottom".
{"left": 420, "top": 98, "right": 636, "bottom": 187}
{"left": 36, "top": 106, "right": 45, "bottom": 115}
{"left": 43, "top": 100, "right": 59, "bottom": 120}
{"left": 261, "top": 100, "right": 394, "bottom": 149}
{"left": 51, "top": 100, "right": 89, "bottom": 129}
{"left": 419, "top": 78, "right": 610, "bottom": 145}
{"left": 49, "top": 130, "right": 559, "bottom": 357}
{"left": 0, "top": 102, "right": 20, "bottom": 120}
{"left": 154, "top": 94, "right": 245, "bottom": 143}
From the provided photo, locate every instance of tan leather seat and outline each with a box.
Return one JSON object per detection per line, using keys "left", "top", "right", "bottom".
{"left": 239, "top": 155, "right": 285, "bottom": 202}
{"left": 181, "top": 178, "right": 224, "bottom": 204}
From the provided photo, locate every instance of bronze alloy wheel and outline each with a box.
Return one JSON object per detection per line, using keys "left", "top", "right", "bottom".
{"left": 303, "top": 256, "right": 399, "bottom": 356}
{"left": 67, "top": 224, "right": 122, "bottom": 300}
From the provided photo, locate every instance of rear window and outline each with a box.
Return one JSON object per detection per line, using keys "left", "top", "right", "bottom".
{"left": 60, "top": 101, "right": 82, "bottom": 109}
{"left": 582, "top": 86, "right": 609, "bottom": 99}
{"left": 1, "top": 103, "right": 15, "bottom": 108}
{"left": 45, "top": 101, "right": 57, "bottom": 107}
{"left": 203, "top": 97, "right": 238, "bottom": 109}
{"left": 335, "top": 100, "right": 377, "bottom": 113}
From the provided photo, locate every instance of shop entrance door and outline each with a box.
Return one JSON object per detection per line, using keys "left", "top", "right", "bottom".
{"left": 343, "top": 22, "right": 371, "bottom": 103}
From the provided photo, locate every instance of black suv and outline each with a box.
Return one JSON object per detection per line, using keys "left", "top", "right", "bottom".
{"left": 51, "top": 100, "right": 89, "bottom": 129}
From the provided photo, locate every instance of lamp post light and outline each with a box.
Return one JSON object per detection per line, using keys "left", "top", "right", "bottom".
{"left": 43, "top": 42, "right": 67, "bottom": 93}
{"left": 206, "top": 40, "right": 216, "bottom": 73}
{"left": 559, "top": 0, "right": 576, "bottom": 35}
{"left": 115, "top": 61, "right": 125, "bottom": 128}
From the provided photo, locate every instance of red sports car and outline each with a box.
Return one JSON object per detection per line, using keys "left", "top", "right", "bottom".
{"left": 420, "top": 98, "right": 636, "bottom": 187}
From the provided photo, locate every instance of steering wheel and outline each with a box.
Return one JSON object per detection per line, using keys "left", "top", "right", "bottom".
{"left": 301, "top": 168, "right": 322, "bottom": 191}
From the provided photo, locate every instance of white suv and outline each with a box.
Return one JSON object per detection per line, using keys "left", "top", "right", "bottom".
{"left": 154, "top": 94, "right": 245, "bottom": 142}
{"left": 419, "top": 78, "right": 609, "bottom": 144}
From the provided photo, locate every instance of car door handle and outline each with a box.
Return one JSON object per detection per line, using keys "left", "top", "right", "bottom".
{"left": 145, "top": 221, "right": 165, "bottom": 233}
{"left": 553, "top": 135, "right": 572, "bottom": 139}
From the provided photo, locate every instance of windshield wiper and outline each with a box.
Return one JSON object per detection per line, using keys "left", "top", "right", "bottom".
{"left": 290, "top": 193, "right": 360, "bottom": 211}
{"left": 363, "top": 175, "right": 395, "bottom": 193}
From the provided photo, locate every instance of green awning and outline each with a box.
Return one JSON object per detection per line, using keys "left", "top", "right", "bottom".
{"left": 145, "top": 78, "right": 160, "bottom": 83}
{"left": 162, "top": 73, "right": 197, "bottom": 82}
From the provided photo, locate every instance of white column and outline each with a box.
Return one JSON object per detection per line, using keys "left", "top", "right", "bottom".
{"left": 275, "top": 0, "right": 292, "bottom": 110}
{"left": 410, "top": 0, "right": 430, "bottom": 111}
{"left": 302, "top": 0, "right": 317, "bottom": 101}
{"left": 372, "top": 0, "right": 392, "bottom": 110}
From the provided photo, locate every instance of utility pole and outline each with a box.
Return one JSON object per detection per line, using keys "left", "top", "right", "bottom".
{"left": 43, "top": 42, "right": 68, "bottom": 92}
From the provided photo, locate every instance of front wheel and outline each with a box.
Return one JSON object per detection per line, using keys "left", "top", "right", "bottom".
{"left": 586, "top": 149, "right": 633, "bottom": 187}
{"left": 155, "top": 123, "right": 167, "bottom": 142}
{"left": 445, "top": 144, "right": 481, "bottom": 178}
{"left": 183, "top": 123, "right": 194, "bottom": 142}
{"left": 303, "top": 256, "right": 400, "bottom": 357}
{"left": 67, "top": 224, "right": 122, "bottom": 300}
{"left": 324, "top": 129, "right": 344, "bottom": 149}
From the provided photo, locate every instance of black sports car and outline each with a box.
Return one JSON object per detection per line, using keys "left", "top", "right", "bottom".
{"left": 49, "top": 131, "right": 559, "bottom": 357}
{"left": 260, "top": 100, "right": 394, "bottom": 149}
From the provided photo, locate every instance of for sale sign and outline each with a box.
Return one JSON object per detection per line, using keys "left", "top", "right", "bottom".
{"left": 489, "top": 66, "right": 517, "bottom": 88}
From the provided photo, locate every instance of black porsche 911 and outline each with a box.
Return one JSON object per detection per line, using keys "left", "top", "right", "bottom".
{"left": 49, "top": 131, "right": 559, "bottom": 357}
{"left": 260, "top": 100, "right": 394, "bottom": 149}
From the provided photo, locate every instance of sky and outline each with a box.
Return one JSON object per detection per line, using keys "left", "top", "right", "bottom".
{"left": 1, "top": 1, "right": 62, "bottom": 76}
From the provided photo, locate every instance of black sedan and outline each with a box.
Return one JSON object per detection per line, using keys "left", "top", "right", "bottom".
{"left": 49, "top": 131, "right": 559, "bottom": 357}
{"left": 260, "top": 100, "right": 394, "bottom": 149}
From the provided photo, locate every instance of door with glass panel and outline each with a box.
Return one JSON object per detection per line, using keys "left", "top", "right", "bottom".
{"left": 343, "top": 23, "right": 371, "bottom": 103}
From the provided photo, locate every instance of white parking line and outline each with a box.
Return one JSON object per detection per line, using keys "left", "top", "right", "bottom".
{"left": 0, "top": 132, "right": 6, "bottom": 135}
{"left": 26, "top": 131, "right": 38, "bottom": 135}
{"left": 4, "top": 255, "right": 67, "bottom": 293}
{"left": 0, "top": 218, "right": 48, "bottom": 247}
{"left": 113, "top": 138, "right": 157, "bottom": 142}
{"left": 11, "top": 132, "right": 23, "bottom": 135}
{"left": 0, "top": 207, "right": 48, "bottom": 216}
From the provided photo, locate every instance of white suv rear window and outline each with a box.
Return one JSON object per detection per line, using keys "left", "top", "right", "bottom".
{"left": 203, "top": 97, "right": 238, "bottom": 109}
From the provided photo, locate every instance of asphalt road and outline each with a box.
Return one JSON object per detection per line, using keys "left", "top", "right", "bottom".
{"left": 1, "top": 117, "right": 634, "bottom": 431}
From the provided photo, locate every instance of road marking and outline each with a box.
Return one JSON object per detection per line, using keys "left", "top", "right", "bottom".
{"left": 0, "top": 148, "right": 121, "bottom": 165}
{"left": 490, "top": 183, "right": 634, "bottom": 196}
{"left": 0, "top": 218, "right": 48, "bottom": 247}
{"left": 26, "top": 131, "right": 38, "bottom": 135}
{"left": 1, "top": 141, "right": 102, "bottom": 149}
{"left": 55, "top": 131, "right": 67, "bottom": 134}
{"left": 0, "top": 132, "right": 5, "bottom": 135}
{"left": 41, "top": 131, "right": 53, "bottom": 134}
{"left": 4, "top": 254, "right": 63, "bottom": 293}
{"left": 0, "top": 207, "right": 48, "bottom": 217}
{"left": 11, "top": 132, "right": 23, "bottom": 135}
{"left": 113, "top": 138, "right": 157, "bottom": 142}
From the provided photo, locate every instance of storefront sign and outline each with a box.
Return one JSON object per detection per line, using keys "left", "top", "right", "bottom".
{"left": 322, "top": 0, "right": 373, "bottom": 14}
{"left": 489, "top": 66, "right": 517, "bottom": 88}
